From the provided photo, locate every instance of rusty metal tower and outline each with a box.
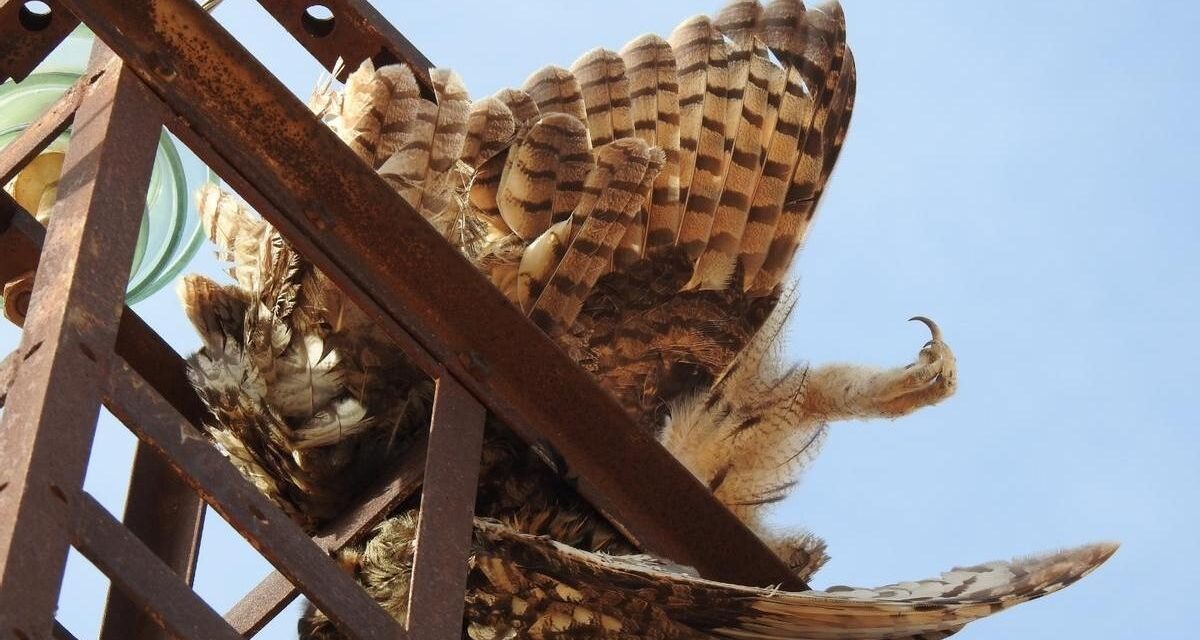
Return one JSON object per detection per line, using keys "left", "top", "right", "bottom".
{"left": 0, "top": 1, "right": 804, "bottom": 638}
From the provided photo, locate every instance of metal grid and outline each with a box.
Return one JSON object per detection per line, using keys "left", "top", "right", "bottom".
{"left": 0, "top": 1, "right": 805, "bottom": 638}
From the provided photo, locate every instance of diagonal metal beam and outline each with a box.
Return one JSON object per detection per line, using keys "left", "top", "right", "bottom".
{"left": 62, "top": 0, "right": 805, "bottom": 590}
{"left": 255, "top": 0, "right": 435, "bottom": 94}
{"left": 225, "top": 432, "right": 427, "bottom": 636}
{"left": 104, "top": 358, "right": 406, "bottom": 639}
{"left": 69, "top": 492, "right": 241, "bottom": 640}
{"left": 0, "top": 0, "right": 79, "bottom": 83}
{"left": 0, "top": 65, "right": 95, "bottom": 186}
{"left": 0, "top": 54, "right": 163, "bottom": 639}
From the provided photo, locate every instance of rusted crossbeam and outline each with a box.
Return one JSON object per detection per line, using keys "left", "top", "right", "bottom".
{"left": 0, "top": 0, "right": 78, "bottom": 83}
{"left": 104, "top": 358, "right": 406, "bottom": 639}
{"left": 225, "top": 431, "right": 427, "bottom": 636}
{"left": 63, "top": 0, "right": 805, "bottom": 590}
{"left": 0, "top": 55, "right": 163, "bottom": 639}
{"left": 0, "top": 0, "right": 434, "bottom": 86}
{"left": 2, "top": 187, "right": 209, "bottom": 640}
{"left": 256, "top": 0, "right": 435, "bottom": 95}
{"left": 0, "top": 63, "right": 94, "bottom": 185}
{"left": 69, "top": 492, "right": 242, "bottom": 640}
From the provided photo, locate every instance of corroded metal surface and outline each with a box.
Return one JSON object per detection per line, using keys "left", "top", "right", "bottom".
{"left": 407, "top": 378, "right": 485, "bottom": 638}
{"left": 104, "top": 358, "right": 407, "bottom": 639}
{"left": 0, "top": 66, "right": 93, "bottom": 186}
{"left": 0, "top": 57, "right": 162, "bottom": 639}
{"left": 226, "top": 431, "right": 428, "bottom": 636}
{"left": 0, "top": 0, "right": 80, "bottom": 83}
{"left": 63, "top": 0, "right": 804, "bottom": 590}
{"left": 257, "top": 0, "right": 435, "bottom": 96}
{"left": 98, "top": 444, "right": 207, "bottom": 640}
{"left": 69, "top": 492, "right": 242, "bottom": 640}
{"left": 2, "top": 192, "right": 208, "bottom": 640}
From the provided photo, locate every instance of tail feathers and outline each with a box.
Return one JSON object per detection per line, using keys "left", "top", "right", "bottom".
{"left": 496, "top": 113, "right": 593, "bottom": 241}
{"left": 729, "top": 542, "right": 1118, "bottom": 639}
{"left": 474, "top": 518, "right": 1117, "bottom": 640}
{"left": 751, "top": 1, "right": 850, "bottom": 294}
{"left": 529, "top": 140, "right": 662, "bottom": 336}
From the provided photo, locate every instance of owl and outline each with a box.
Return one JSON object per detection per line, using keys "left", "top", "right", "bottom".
{"left": 179, "top": 1, "right": 1115, "bottom": 638}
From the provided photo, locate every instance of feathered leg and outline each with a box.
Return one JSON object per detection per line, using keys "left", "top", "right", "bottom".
{"left": 802, "top": 316, "right": 956, "bottom": 421}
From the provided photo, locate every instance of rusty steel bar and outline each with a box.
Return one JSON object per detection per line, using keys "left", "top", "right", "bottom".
{"left": 0, "top": 192, "right": 211, "bottom": 427}
{"left": 0, "top": 57, "right": 164, "bottom": 638}
{"left": 407, "top": 378, "right": 485, "bottom": 639}
{"left": 64, "top": 0, "right": 805, "bottom": 589}
{"left": 69, "top": 492, "right": 243, "bottom": 640}
{"left": 2, "top": 185, "right": 209, "bottom": 640}
{"left": 98, "top": 443, "right": 208, "bottom": 640}
{"left": 0, "top": 66, "right": 93, "bottom": 186}
{"left": 104, "top": 358, "right": 407, "bottom": 640}
{"left": 225, "top": 431, "right": 427, "bottom": 636}
{"left": 256, "top": 0, "right": 435, "bottom": 95}
{"left": 0, "top": 0, "right": 80, "bottom": 83}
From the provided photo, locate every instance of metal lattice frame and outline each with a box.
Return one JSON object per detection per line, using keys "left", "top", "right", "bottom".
{"left": 0, "top": 1, "right": 806, "bottom": 638}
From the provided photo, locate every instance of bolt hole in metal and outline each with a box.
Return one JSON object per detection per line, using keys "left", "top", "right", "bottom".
{"left": 301, "top": 4, "right": 336, "bottom": 38}
{"left": 48, "top": 484, "right": 67, "bottom": 503}
{"left": 18, "top": 1, "right": 53, "bottom": 32}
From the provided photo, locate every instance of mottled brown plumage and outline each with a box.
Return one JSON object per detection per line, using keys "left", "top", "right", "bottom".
{"left": 179, "top": 1, "right": 1113, "bottom": 638}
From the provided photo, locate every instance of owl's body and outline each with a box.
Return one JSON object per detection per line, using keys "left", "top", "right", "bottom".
{"left": 180, "top": 1, "right": 1114, "bottom": 638}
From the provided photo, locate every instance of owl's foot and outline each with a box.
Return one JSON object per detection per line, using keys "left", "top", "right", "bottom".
{"left": 802, "top": 317, "right": 957, "bottom": 422}
{"left": 870, "top": 316, "right": 957, "bottom": 417}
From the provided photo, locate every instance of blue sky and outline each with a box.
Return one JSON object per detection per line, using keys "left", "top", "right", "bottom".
{"left": 2, "top": 1, "right": 1195, "bottom": 638}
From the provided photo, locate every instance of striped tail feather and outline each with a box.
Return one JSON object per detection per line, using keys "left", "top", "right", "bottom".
{"left": 716, "top": 0, "right": 765, "bottom": 46}
{"left": 675, "top": 19, "right": 733, "bottom": 261}
{"left": 496, "top": 113, "right": 594, "bottom": 241}
{"left": 494, "top": 87, "right": 542, "bottom": 127}
{"left": 461, "top": 95, "right": 518, "bottom": 170}
{"left": 470, "top": 518, "right": 1118, "bottom": 640}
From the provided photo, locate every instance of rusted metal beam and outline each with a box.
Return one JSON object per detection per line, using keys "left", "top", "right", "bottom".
{"left": 98, "top": 444, "right": 208, "bottom": 640}
{"left": 225, "top": 432, "right": 427, "bottom": 636}
{"left": 104, "top": 358, "right": 406, "bottom": 640}
{"left": 0, "top": 0, "right": 80, "bottom": 83}
{"left": 65, "top": 0, "right": 805, "bottom": 589}
{"left": 69, "top": 492, "right": 242, "bottom": 640}
{"left": 0, "top": 66, "right": 92, "bottom": 186}
{"left": 1, "top": 189, "right": 209, "bottom": 640}
{"left": 0, "top": 56, "right": 163, "bottom": 639}
{"left": 407, "top": 378, "right": 484, "bottom": 639}
{"left": 256, "top": 0, "right": 435, "bottom": 96}
{"left": 0, "top": 192, "right": 211, "bottom": 428}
